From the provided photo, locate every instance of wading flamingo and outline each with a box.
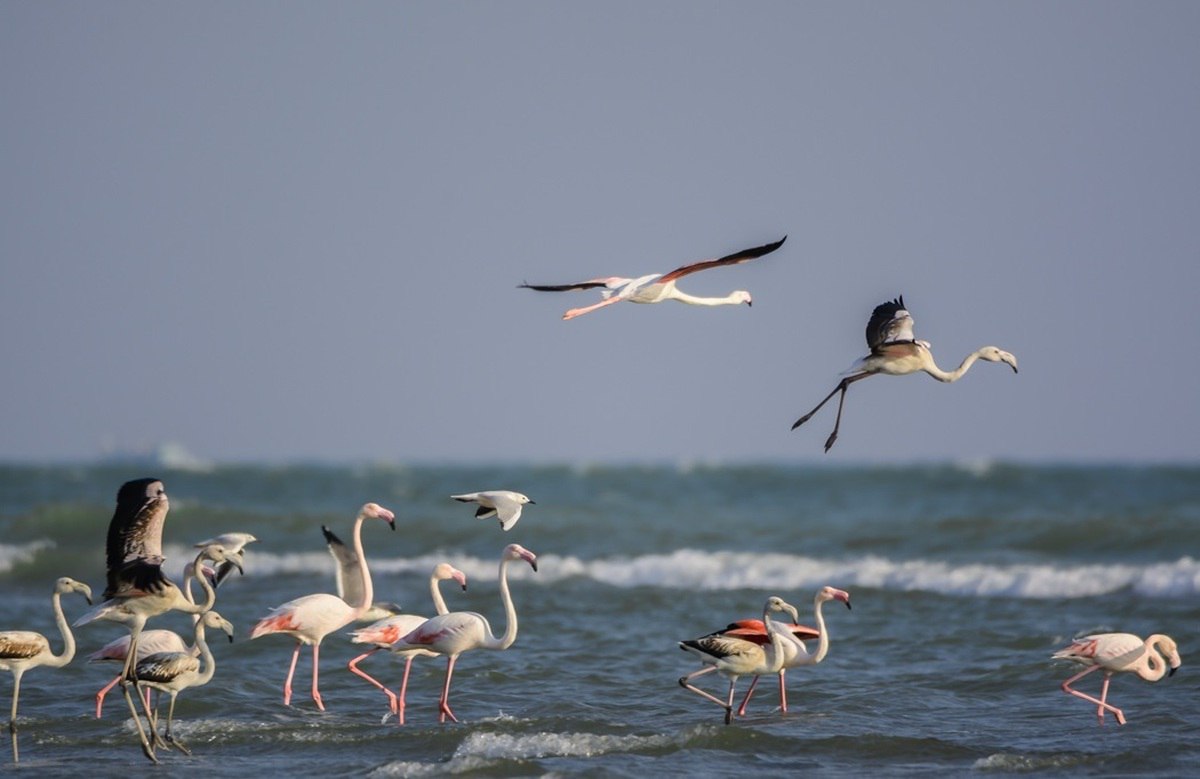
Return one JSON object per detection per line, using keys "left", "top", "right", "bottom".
{"left": 347, "top": 562, "right": 468, "bottom": 724}
{"left": 678, "top": 596, "right": 800, "bottom": 724}
{"left": 790, "top": 296, "right": 1018, "bottom": 451}
{"left": 250, "top": 503, "right": 396, "bottom": 710}
{"left": 1053, "top": 632, "right": 1181, "bottom": 725}
{"left": 129, "top": 609, "right": 234, "bottom": 757}
{"left": 519, "top": 236, "right": 786, "bottom": 320}
{"left": 0, "top": 577, "right": 92, "bottom": 763}
{"left": 450, "top": 491, "right": 535, "bottom": 532}
{"left": 322, "top": 524, "right": 401, "bottom": 622}
{"left": 720, "top": 586, "right": 851, "bottom": 716}
{"left": 389, "top": 544, "right": 538, "bottom": 723}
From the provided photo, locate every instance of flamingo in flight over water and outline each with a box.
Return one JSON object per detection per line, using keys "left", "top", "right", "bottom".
{"left": 250, "top": 503, "right": 395, "bottom": 710}
{"left": 0, "top": 577, "right": 92, "bottom": 763}
{"left": 322, "top": 524, "right": 402, "bottom": 622}
{"left": 790, "top": 296, "right": 1018, "bottom": 451}
{"left": 519, "top": 236, "right": 786, "bottom": 320}
{"left": 388, "top": 544, "right": 538, "bottom": 723}
{"left": 347, "top": 562, "right": 468, "bottom": 724}
{"left": 450, "top": 491, "right": 534, "bottom": 532}
{"left": 718, "top": 586, "right": 851, "bottom": 717}
{"left": 1053, "top": 632, "right": 1181, "bottom": 725}
{"left": 678, "top": 596, "right": 800, "bottom": 724}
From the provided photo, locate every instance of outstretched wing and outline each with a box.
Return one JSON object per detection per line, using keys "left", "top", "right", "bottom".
{"left": 657, "top": 236, "right": 786, "bottom": 284}
{"left": 322, "top": 524, "right": 364, "bottom": 606}
{"left": 866, "top": 296, "right": 916, "bottom": 350}
{"left": 103, "top": 478, "right": 170, "bottom": 600}
{"left": 518, "top": 278, "right": 613, "bottom": 292}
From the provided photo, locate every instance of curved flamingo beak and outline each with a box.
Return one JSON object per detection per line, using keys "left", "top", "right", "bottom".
{"left": 453, "top": 570, "right": 468, "bottom": 590}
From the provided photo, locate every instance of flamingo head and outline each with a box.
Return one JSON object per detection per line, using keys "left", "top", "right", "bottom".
{"left": 56, "top": 577, "right": 93, "bottom": 604}
{"left": 362, "top": 502, "right": 397, "bottom": 530}
{"left": 816, "top": 586, "right": 852, "bottom": 610}
{"left": 1154, "top": 635, "right": 1182, "bottom": 676}
{"left": 504, "top": 543, "right": 538, "bottom": 573}
{"left": 201, "top": 609, "right": 236, "bottom": 643}
{"left": 731, "top": 290, "right": 752, "bottom": 307}
{"left": 764, "top": 596, "right": 800, "bottom": 624}
{"left": 979, "top": 346, "right": 1018, "bottom": 373}
{"left": 434, "top": 562, "right": 469, "bottom": 591}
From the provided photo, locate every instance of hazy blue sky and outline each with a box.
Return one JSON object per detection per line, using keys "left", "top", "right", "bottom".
{"left": 2, "top": 2, "right": 1197, "bottom": 464}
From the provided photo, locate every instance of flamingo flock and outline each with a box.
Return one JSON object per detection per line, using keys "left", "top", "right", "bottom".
{"left": 0, "top": 236, "right": 1180, "bottom": 765}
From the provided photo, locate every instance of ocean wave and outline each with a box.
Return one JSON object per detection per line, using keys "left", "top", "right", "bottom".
{"left": 232, "top": 547, "right": 1200, "bottom": 600}
{"left": 0, "top": 540, "right": 55, "bottom": 573}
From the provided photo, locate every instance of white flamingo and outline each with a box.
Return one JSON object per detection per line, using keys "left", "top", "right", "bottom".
{"left": 347, "top": 562, "right": 468, "bottom": 724}
{"left": 450, "top": 491, "right": 535, "bottom": 532}
{"left": 1053, "top": 632, "right": 1182, "bottom": 725}
{"left": 519, "top": 237, "right": 785, "bottom": 320}
{"left": 791, "top": 296, "right": 1018, "bottom": 451}
{"left": 193, "top": 531, "right": 258, "bottom": 586}
{"left": 389, "top": 544, "right": 538, "bottom": 723}
{"left": 250, "top": 502, "right": 395, "bottom": 710}
{"left": 322, "top": 524, "right": 402, "bottom": 621}
{"left": 0, "top": 577, "right": 92, "bottom": 762}
{"left": 719, "top": 586, "right": 852, "bottom": 716}
{"left": 678, "top": 596, "right": 800, "bottom": 724}
{"left": 129, "top": 609, "right": 234, "bottom": 756}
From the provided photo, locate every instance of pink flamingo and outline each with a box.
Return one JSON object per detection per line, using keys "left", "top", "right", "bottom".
{"left": 719, "top": 586, "right": 851, "bottom": 716}
{"left": 250, "top": 503, "right": 395, "bottom": 710}
{"left": 791, "top": 296, "right": 1018, "bottom": 451}
{"left": 1053, "top": 632, "right": 1181, "bottom": 725}
{"left": 347, "top": 562, "right": 468, "bottom": 724}
{"left": 389, "top": 544, "right": 537, "bottom": 723}
{"left": 0, "top": 577, "right": 92, "bottom": 763}
{"left": 678, "top": 596, "right": 800, "bottom": 724}
{"left": 519, "top": 237, "right": 785, "bottom": 320}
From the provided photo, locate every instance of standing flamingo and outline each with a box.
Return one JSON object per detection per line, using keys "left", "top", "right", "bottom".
{"left": 250, "top": 502, "right": 396, "bottom": 710}
{"left": 450, "top": 491, "right": 535, "bottom": 532}
{"left": 678, "top": 596, "right": 800, "bottom": 724}
{"left": 720, "top": 586, "right": 852, "bottom": 716}
{"left": 791, "top": 296, "right": 1018, "bottom": 451}
{"left": 519, "top": 236, "right": 785, "bottom": 320}
{"left": 322, "top": 524, "right": 402, "bottom": 621}
{"left": 1053, "top": 632, "right": 1182, "bottom": 725}
{"left": 129, "top": 609, "right": 235, "bottom": 756}
{"left": 0, "top": 577, "right": 92, "bottom": 763}
{"left": 388, "top": 544, "right": 538, "bottom": 723}
{"left": 347, "top": 562, "right": 468, "bottom": 724}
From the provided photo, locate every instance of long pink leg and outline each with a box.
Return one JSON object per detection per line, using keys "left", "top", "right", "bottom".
{"left": 348, "top": 649, "right": 398, "bottom": 715}
{"left": 311, "top": 643, "right": 325, "bottom": 711}
{"left": 438, "top": 656, "right": 459, "bottom": 723}
{"left": 778, "top": 669, "right": 788, "bottom": 713}
{"left": 283, "top": 642, "right": 302, "bottom": 706}
{"left": 737, "top": 676, "right": 761, "bottom": 717}
{"left": 95, "top": 675, "right": 122, "bottom": 718}
{"left": 1061, "top": 667, "right": 1126, "bottom": 725}
{"left": 1097, "top": 673, "right": 1125, "bottom": 724}
{"left": 680, "top": 666, "right": 739, "bottom": 723}
{"left": 563, "top": 296, "right": 622, "bottom": 321}
{"left": 395, "top": 656, "right": 415, "bottom": 726}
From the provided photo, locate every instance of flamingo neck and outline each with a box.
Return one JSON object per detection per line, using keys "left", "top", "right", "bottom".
{"left": 430, "top": 574, "right": 450, "bottom": 616}
{"left": 191, "top": 620, "right": 218, "bottom": 687}
{"left": 762, "top": 604, "right": 788, "bottom": 674}
{"left": 810, "top": 598, "right": 833, "bottom": 664}
{"left": 669, "top": 289, "right": 745, "bottom": 307}
{"left": 1139, "top": 635, "right": 1174, "bottom": 681}
{"left": 922, "top": 348, "right": 987, "bottom": 383}
{"left": 488, "top": 557, "right": 520, "bottom": 650}
{"left": 45, "top": 591, "right": 77, "bottom": 668}
{"left": 189, "top": 556, "right": 218, "bottom": 614}
{"left": 349, "top": 513, "right": 374, "bottom": 617}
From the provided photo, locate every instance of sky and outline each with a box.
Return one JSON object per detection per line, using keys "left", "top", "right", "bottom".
{"left": 2, "top": 2, "right": 1198, "bottom": 465}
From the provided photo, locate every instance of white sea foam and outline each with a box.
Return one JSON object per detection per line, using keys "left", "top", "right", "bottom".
{"left": 0, "top": 539, "right": 54, "bottom": 573}
{"left": 228, "top": 547, "right": 1200, "bottom": 600}
{"left": 973, "top": 752, "right": 1089, "bottom": 771}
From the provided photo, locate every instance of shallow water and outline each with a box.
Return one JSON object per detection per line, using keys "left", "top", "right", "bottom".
{"left": 1, "top": 463, "right": 1197, "bottom": 776}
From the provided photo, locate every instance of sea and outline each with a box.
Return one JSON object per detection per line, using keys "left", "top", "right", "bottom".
{"left": 0, "top": 462, "right": 1196, "bottom": 777}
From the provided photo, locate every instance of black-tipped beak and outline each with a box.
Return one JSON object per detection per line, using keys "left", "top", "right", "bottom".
{"left": 845, "top": 601, "right": 852, "bottom": 610}
{"left": 746, "top": 300, "right": 753, "bottom": 307}
{"left": 531, "top": 561, "right": 539, "bottom": 573}
{"left": 1170, "top": 666, "right": 1179, "bottom": 677}
{"left": 529, "top": 500, "right": 536, "bottom": 505}
{"left": 388, "top": 518, "right": 396, "bottom": 531}
{"left": 1012, "top": 366, "right": 1019, "bottom": 374}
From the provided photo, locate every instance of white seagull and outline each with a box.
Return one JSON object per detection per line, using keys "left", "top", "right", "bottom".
{"left": 451, "top": 491, "right": 535, "bottom": 532}
{"left": 519, "top": 236, "right": 786, "bottom": 320}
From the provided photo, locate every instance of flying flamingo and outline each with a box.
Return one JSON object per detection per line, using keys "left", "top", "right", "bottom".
{"left": 347, "top": 562, "right": 468, "bottom": 724}
{"left": 1052, "top": 632, "right": 1182, "bottom": 725}
{"left": 719, "top": 586, "right": 851, "bottom": 716}
{"left": 450, "top": 491, "right": 535, "bottom": 532}
{"left": 678, "top": 595, "right": 801, "bottom": 724}
{"left": 0, "top": 577, "right": 92, "bottom": 763}
{"left": 250, "top": 502, "right": 396, "bottom": 710}
{"left": 322, "top": 524, "right": 402, "bottom": 622}
{"left": 790, "top": 296, "right": 1018, "bottom": 451}
{"left": 519, "top": 236, "right": 786, "bottom": 320}
{"left": 388, "top": 544, "right": 538, "bottom": 723}
{"left": 193, "top": 531, "right": 258, "bottom": 586}
{"left": 129, "top": 609, "right": 234, "bottom": 757}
